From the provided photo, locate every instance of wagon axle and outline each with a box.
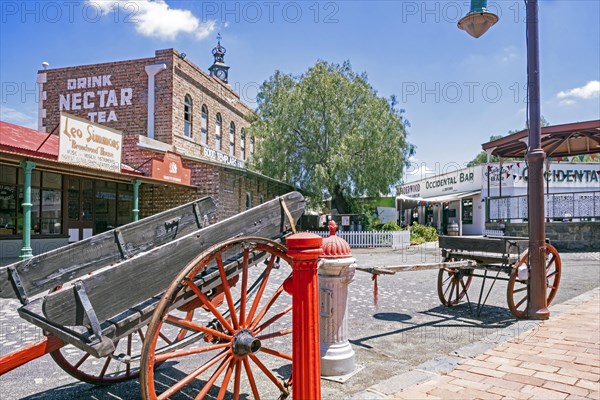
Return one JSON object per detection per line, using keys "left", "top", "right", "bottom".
{"left": 232, "top": 329, "right": 262, "bottom": 356}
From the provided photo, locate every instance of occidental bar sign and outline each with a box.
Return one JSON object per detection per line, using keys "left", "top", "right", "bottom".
{"left": 58, "top": 112, "right": 123, "bottom": 173}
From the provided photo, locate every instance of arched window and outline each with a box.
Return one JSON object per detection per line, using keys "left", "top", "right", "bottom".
{"left": 215, "top": 113, "right": 222, "bottom": 151}
{"left": 259, "top": 195, "right": 264, "bottom": 204}
{"left": 250, "top": 135, "right": 255, "bottom": 160}
{"left": 229, "top": 122, "right": 235, "bottom": 156}
{"left": 246, "top": 192, "right": 252, "bottom": 210}
{"left": 240, "top": 128, "right": 246, "bottom": 160}
{"left": 183, "top": 95, "right": 192, "bottom": 137}
{"left": 201, "top": 105, "right": 208, "bottom": 145}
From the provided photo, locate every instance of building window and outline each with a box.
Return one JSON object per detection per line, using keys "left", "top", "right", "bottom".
{"left": 201, "top": 104, "right": 208, "bottom": 145}
{"left": 462, "top": 198, "right": 473, "bottom": 225}
{"left": 229, "top": 122, "right": 235, "bottom": 156}
{"left": 259, "top": 195, "right": 264, "bottom": 204}
{"left": 215, "top": 113, "right": 222, "bottom": 151}
{"left": 184, "top": 95, "right": 193, "bottom": 137}
{"left": 250, "top": 135, "right": 255, "bottom": 160}
{"left": 246, "top": 192, "right": 252, "bottom": 210}
{"left": 1, "top": 167, "right": 63, "bottom": 236}
{"left": 240, "top": 128, "right": 246, "bottom": 160}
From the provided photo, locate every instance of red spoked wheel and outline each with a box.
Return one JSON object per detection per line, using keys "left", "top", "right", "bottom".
{"left": 140, "top": 237, "right": 293, "bottom": 400}
{"left": 437, "top": 258, "right": 473, "bottom": 306}
{"left": 49, "top": 310, "right": 195, "bottom": 385}
{"left": 507, "top": 244, "right": 561, "bottom": 319}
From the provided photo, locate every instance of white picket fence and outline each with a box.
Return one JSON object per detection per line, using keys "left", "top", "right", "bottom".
{"left": 305, "top": 230, "right": 410, "bottom": 250}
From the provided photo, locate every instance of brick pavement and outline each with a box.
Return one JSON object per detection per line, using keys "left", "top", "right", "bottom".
{"left": 372, "top": 288, "right": 600, "bottom": 399}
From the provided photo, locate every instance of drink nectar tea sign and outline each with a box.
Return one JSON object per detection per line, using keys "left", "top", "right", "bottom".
{"left": 59, "top": 112, "right": 122, "bottom": 173}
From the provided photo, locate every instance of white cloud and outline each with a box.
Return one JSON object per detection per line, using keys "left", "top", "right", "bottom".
{"left": 87, "top": 0, "right": 217, "bottom": 41}
{"left": 499, "top": 46, "right": 518, "bottom": 64}
{"left": 0, "top": 107, "right": 37, "bottom": 129}
{"left": 557, "top": 80, "right": 600, "bottom": 103}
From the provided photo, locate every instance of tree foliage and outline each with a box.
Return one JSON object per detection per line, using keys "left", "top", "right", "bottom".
{"left": 248, "top": 61, "right": 414, "bottom": 212}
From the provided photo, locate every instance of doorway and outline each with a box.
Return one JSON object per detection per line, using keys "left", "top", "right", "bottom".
{"left": 67, "top": 177, "right": 94, "bottom": 242}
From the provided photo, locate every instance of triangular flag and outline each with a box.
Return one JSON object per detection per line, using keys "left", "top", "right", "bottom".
{"left": 591, "top": 154, "right": 597, "bottom": 160}
{"left": 579, "top": 155, "right": 585, "bottom": 162}
{"left": 517, "top": 162, "right": 521, "bottom": 168}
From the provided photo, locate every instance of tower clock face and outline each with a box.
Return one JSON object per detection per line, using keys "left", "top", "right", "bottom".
{"left": 216, "top": 69, "right": 227, "bottom": 80}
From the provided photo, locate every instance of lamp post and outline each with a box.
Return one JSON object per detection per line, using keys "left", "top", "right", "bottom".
{"left": 459, "top": 0, "right": 549, "bottom": 319}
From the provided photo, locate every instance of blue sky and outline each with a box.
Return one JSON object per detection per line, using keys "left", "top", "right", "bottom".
{"left": 1, "top": 1, "right": 599, "bottom": 183}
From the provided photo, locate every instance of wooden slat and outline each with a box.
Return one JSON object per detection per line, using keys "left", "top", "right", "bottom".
{"left": 0, "top": 197, "right": 217, "bottom": 300}
{"left": 438, "top": 236, "right": 510, "bottom": 254}
{"left": 40, "top": 192, "right": 304, "bottom": 327}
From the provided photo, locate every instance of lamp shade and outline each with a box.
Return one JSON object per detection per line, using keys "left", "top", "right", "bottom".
{"left": 458, "top": 0, "right": 499, "bottom": 38}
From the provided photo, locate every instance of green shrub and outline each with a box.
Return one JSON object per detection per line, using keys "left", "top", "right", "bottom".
{"left": 410, "top": 222, "right": 438, "bottom": 244}
{"left": 381, "top": 221, "right": 401, "bottom": 231}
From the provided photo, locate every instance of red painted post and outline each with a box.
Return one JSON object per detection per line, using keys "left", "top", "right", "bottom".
{"left": 286, "top": 232, "right": 323, "bottom": 400}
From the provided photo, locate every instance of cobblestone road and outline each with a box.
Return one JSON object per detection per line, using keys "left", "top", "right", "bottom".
{"left": 1, "top": 243, "right": 598, "bottom": 399}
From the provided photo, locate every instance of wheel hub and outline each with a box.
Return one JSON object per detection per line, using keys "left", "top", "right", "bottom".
{"left": 232, "top": 329, "right": 261, "bottom": 356}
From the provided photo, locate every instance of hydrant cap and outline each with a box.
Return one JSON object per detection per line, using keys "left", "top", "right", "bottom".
{"left": 321, "top": 220, "right": 352, "bottom": 258}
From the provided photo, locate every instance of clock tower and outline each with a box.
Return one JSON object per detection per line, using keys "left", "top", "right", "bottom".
{"left": 208, "top": 33, "right": 230, "bottom": 84}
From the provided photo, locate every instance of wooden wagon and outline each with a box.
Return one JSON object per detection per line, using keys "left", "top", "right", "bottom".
{"left": 437, "top": 235, "right": 561, "bottom": 318}
{"left": 0, "top": 192, "right": 305, "bottom": 399}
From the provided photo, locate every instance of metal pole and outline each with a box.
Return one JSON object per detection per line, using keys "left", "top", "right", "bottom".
{"left": 525, "top": 0, "right": 549, "bottom": 319}
{"left": 20, "top": 161, "right": 36, "bottom": 259}
{"left": 132, "top": 179, "right": 142, "bottom": 222}
{"left": 286, "top": 232, "right": 323, "bottom": 399}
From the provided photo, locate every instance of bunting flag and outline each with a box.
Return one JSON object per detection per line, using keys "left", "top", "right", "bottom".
{"left": 517, "top": 162, "right": 521, "bottom": 168}
{"left": 591, "top": 154, "right": 596, "bottom": 161}
{"left": 557, "top": 156, "right": 562, "bottom": 163}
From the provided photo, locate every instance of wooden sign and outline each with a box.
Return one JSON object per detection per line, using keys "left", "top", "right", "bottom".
{"left": 58, "top": 112, "right": 122, "bottom": 173}
{"left": 151, "top": 151, "right": 191, "bottom": 186}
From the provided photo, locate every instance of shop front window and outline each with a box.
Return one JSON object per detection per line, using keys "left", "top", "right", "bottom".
{"left": 0, "top": 184, "right": 17, "bottom": 235}
{"left": 95, "top": 181, "right": 117, "bottom": 233}
{"left": 462, "top": 198, "right": 473, "bottom": 225}
{"left": 117, "top": 183, "right": 133, "bottom": 227}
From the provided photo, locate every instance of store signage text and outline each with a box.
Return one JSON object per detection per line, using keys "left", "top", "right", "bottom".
{"left": 400, "top": 183, "right": 421, "bottom": 196}
{"left": 58, "top": 113, "right": 122, "bottom": 173}
{"left": 203, "top": 147, "right": 245, "bottom": 169}
{"left": 59, "top": 75, "right": 133, "bottom": 123}
{"left": 543, "top": 169, "right": 598, "bottom": 183}
{"left": 151, "top": 152, "right": 191, "bottom": 186}
{"left": 425, "top": 172, "right": 474, "bottom": 189}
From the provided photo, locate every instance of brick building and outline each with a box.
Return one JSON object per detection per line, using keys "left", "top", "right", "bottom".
{"left": 0, "top": 40, "right": 291, "bottom": 259}
{"left": 37, "top": 40, "right": 291, "bottom": 219}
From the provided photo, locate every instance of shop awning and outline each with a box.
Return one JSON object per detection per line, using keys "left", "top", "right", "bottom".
{"left": 397, "top": 190, "right": 481, "bottom": 206}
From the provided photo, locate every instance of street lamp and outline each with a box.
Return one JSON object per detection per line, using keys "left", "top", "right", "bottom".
{"left": 459, "top": 0, "right": 549, "bottom": 320}
{"left": 458, "top": 0, "right": 499, "bottom": 38}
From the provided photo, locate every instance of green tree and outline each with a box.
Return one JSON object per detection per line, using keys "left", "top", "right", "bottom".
{"left": 248, "top": 61, "right": 414, "bottom": 213}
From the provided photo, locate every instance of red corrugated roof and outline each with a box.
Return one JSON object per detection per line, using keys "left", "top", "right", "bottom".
{"left": 0, "top": 121, "right": 59, "bottom": 159}
{"left": 0, "top": 120, "right": 142, "bottom": 175}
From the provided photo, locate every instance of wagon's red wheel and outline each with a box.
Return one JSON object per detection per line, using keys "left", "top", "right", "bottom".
{"left": 49, "top": 310, "right": 195, "bottom": 385}
{"left": 437, "top": 258, "right": 473, "bottom": 306}
{"left": 507, "top": 244, "right": 561, "bottom": 319}
{"left": 140, "top": 237, "right": 293, "bottom": 400}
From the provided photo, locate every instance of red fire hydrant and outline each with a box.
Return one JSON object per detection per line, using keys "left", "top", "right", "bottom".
{"left": 286, "top": 232, "right": 323, "bottom": 399}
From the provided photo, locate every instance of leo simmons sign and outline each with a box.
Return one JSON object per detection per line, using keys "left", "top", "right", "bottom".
{"left": 59, "top": 113, "right": 122, "bottom": 173}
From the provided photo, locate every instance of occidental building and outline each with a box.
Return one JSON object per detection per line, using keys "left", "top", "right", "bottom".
{"left": 0, "top": 40, "right": 291, "bottom": 260}
{"left": 397, "top": 120, "right": 600, "bottom": 251}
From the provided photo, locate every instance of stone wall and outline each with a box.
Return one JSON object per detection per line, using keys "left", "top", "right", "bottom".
{"left": 486, "top": 221, "right": 600, "bottom": 252}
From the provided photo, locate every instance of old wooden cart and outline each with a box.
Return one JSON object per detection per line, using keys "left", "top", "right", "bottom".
{"left": 0, "top": 192, "right": 305, "bottom": 399}
{"left": 437, "top": 235, "right": 561, "bottom": 318}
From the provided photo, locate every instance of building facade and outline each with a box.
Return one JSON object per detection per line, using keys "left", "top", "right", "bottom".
{"left": 1, "top": 42, "right": 291, "bottom": 260}
{"left": 398, "top": 162, "right": 600, "bottom": 238}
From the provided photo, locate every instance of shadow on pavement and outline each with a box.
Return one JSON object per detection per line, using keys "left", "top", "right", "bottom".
{"left": 350, "top": 303, "right": 516, "bottom": 349}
